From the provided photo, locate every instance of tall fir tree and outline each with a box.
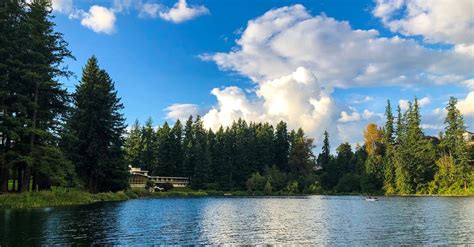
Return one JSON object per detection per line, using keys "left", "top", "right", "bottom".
{"left": 64, "top": 56, "right": 128, "bottom": 193}
{"left": 124, "top": 120, "right": 142, "bottom": 168}
{"left": 274, "top": 121, "right": 290, "bottom": 172}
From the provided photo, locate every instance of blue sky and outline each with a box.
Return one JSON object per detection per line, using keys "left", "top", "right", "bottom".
{"left": 52, "top": 0, "right": 474, "bottom": 147}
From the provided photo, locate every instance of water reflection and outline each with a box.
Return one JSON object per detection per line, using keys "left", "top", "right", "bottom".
{"left": 0, "top": 196, "right": 473, "bottom": 245}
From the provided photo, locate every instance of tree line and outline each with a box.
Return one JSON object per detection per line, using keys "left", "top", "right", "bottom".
{"left": 317, "top": 99, "right": 474, "bottom": 195}
{"left": 124, "top": 117, "right": 318, "bottom": 192}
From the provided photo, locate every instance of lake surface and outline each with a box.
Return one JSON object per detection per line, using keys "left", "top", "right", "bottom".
{"left": 1, "top": 196, "right": 473, "bottom": 245}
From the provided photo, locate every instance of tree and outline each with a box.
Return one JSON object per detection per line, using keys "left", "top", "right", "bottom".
{"left": 288, "top": 128, "right": 315, "bottom": 176}
{"left": 2, "top": 0, "right": 74, "bottom": 192}
{"left": 317, "top": 131, "right": 331, "bottom": 169}
{"left": 383, "top": 101, "right": 396, "bottom": 194}
{"left": 156, "top": 122, "right": 174, "bottom": 176}
{"left": 170, "top": 120, "right": 184, "bottom": 176}
{"left": 182, "top": 116, "right": 194, "bottom": 177}
{"left": 440, "top": 97, "right": 470, "bottom": 191}
{"left": 364, "top": 123, "right": 383, "bottom": 156}
{"left": 124, "top": 120, "right": 142, "bottom": 168}
{"left": 140, "top": 117, "right": 157, "bottom": 172}
{"left": 64, "top": 56, "right": 128, "bottom": 193}
{"left": 191, "top": 116, "right": 209, "bottom": 189}
{"left": 274, "top": 121, "right": 290, "bottom": 172}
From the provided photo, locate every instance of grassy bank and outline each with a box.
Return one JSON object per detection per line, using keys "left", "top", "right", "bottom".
{"left": 1, "top": 188, "right": 472, "bottom": 209}
{"left": 0, "top": 187, "right": 310, "bottom": 209}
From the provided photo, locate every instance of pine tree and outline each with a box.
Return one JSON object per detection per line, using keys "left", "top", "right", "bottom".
{"left": 0, "top": 0, "right": 28, "bottom": 192}
{"left": 18, "top": 0, "right": 73, "bottom": 191}
{"left": 140, "top": 117, "right": 157, "bottom": 172}
{"left": 288, "top": 128, "right": 315, "bottom": 176}
{"left": 191, "top": 116, "right": 209, "bottom": 188}
{"left": 124, "top": 120, "right": 142, "bottom": 168}
{"left": 170, "top": 120, "right": 184, "bottom": 176}
{"left": 439, "top": 97, "right": 470, "bottom": 191}
{"left": 156, "top": 122, "right": 174, "bottom": 176}
{"left": 183, "top": 116, "right": 194, "bottom": 177}
{"left": 318, "top": 131, "right": 331, "bottom": 169}
{"left": 65, "top": 56, "right": 128, "bottom": 193}
{"left": 383, "top": 100, "right": 396, "bottom": 193}
{"left": 274, "top": 121, "right": 290, "bottom": 172}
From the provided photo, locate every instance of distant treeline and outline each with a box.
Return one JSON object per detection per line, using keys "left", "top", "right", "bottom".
{"left": 317, "top": 99, "right": 474, "bottom": 195}
{"left": 125, "top": 117, "right": 317, "bottom": 192}
{"left": 125, "top": 98, "right": 474, "bottom": 195}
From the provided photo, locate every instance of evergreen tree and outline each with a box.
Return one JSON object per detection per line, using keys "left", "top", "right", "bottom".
{"left": 140, "top": 117, "right": 157, "bottom": 172}
{"left": 318, "top": 131, "right": 331, "bottom": 169}
{"left": 170, "top": 120, "right": 184, "bottom": 176}
{"left": 288, "top": 128, "right": 315, "bottom": 176}
{"left": 182, "top": 116, "right": 194, "bottom": 177}
{"left": 124, "top": 120, "right": 142, "bottom": 168}
{"left": 64, "top": 56, "right": 128, "bottom": 193}
{"left": 383, "top": 100, "right": 396, "bottom": 193}
{"left": 191, "top": 116, "right": 209, "bottom": 188}
{"left": 156, "top": 122, "right": 174, "bottom": 176}
{"left": 439, "top": 97, "right": 470, "bottom": 191}
{"left": 10, "top": 0, "right": 73, "bottom": 192}
{"left": 274, "top": 121, "right": 290, "bottom": 172}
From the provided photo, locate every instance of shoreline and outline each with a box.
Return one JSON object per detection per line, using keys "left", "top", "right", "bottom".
{"left": 0, "top": 189, "right": 472, "bottom": 209}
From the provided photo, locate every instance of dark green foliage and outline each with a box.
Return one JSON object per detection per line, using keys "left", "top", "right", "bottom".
{"left": 64, "top": 57, "right": 128, "bottom": 193}
{"left": 0, "top": 0, "right": 74, "bottom": 192}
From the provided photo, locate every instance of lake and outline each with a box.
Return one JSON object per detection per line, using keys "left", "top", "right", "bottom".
{"left": 1, "top": 196, "right": 473, "bottom": 245}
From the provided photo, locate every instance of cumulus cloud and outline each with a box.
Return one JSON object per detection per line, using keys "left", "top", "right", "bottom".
{"left": 198, "top": 67, "right": 338, "bottom": 145}
{"left": 457, "top": 92, "right": 474, "bottom": 116}
{"left": 373, "top": 0, "right": 474, "bottom": 50}
{"left": 202, "top": 4, "right": 473, "bottom": 88}
{"left": 338, "top": 111, "right": 361, "bottom": 123}
{"left": 165, "top": 103, "right": 200, "bottom": 120}
{"left": 159, "top": 0, "right": 209, "bottom": 23}
{"left": 80, "top": 5, "right": 117, "bottom": 34}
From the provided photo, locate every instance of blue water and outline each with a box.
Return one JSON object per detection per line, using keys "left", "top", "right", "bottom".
{"left": 1, "top": 196, "right": 473, "bottom": 245}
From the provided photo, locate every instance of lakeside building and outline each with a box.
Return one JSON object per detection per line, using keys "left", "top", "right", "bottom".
{"left": 464, "top": 131, "right": 474, "bottom": 145}
{"left": 129, "top": 166, "right": 189, "bottom": 188}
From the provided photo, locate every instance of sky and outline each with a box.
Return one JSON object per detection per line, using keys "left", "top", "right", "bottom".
{"left": 52, "top": 0, "right": 474, "bottom": 150}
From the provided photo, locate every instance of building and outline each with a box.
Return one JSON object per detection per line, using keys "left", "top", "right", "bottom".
{"left": 128, "top": 166, "right": 189, "bottom": 189}
{"left": 129, "top": 166, "right": 150, "bottom": 188}
{"left": 463, "top": 131, "right": 474, "bottom": 145}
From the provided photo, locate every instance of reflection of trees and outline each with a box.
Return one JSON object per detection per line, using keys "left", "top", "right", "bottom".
{"left": 0, "top": 208, "right": 48, "bottom": 245}
{"left": 41, "top": 202, "right": 122, "bottom": 245}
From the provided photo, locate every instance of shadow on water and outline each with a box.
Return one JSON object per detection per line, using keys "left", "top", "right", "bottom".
{"left": 1, "top": 196, "right": 473, "bottom": 245}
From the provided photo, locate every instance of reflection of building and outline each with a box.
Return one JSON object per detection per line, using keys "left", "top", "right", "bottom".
{"left": 129, "top": 166, "right": 189, "bottom": 188}
{"left": 464, "top": 131, "right": 474, "bottom": 145}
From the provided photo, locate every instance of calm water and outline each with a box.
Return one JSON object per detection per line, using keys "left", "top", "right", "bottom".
{"left": 1, "top": 196, "right": 473, "bottom": 245}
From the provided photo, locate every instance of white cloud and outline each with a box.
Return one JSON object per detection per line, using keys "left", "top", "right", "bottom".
{"left": 457, "top": 91, "right": 474, "bottom": 116}
{"left": 419, "top": 97, "right": 431, "bottom": 107}
{"left": 80, "top": 5, "right": 116, "bottom": 34}
{"left": 462, "top": 79, "right": 474, "bottom": 89}
{"left": 338, "top": 111, "right": 361, "bottom": 123}
{"left": 373, "top": 0, "right": 474, "bottom": 48}
{"left": 197, "top": 67, "right": 339, "bottom": 146}
{"left": 165, "top": 103, "right": 200, "bottom": 120}
{"left": 139, "top": 3, "right": 161, "bottom": 18}
{"left": 203, "top": 4, "right": 473, "bottom": 88}
{"left": 159, "top": 0, "right": 209, "bottom": 23}
{"left": 399, "top": 99, "right": 410, "bottom": 110}
{"left": 52, "top": 0, "right": 73, "bottom": 14}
